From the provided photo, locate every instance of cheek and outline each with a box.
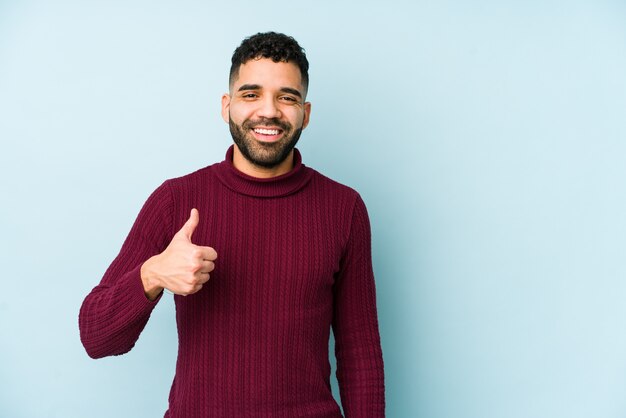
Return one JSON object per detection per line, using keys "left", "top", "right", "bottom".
{"left": 285, "top": 109, "right": 305, "bottom": 126}
{"left": 229, "top": 104, "right": 255, "bottom": 123}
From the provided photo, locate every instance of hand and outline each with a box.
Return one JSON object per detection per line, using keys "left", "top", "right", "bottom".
{"left": 140, "top": 208, "right": 218, "bottom": 300}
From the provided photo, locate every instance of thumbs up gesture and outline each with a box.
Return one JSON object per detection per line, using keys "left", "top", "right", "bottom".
{"left": 140, "top": 208, "right": 218, "bottom": 300}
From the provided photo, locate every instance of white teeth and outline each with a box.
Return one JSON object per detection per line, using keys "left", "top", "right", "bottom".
{"left": 254, "top": 128, "right": 280, "bottom": 135}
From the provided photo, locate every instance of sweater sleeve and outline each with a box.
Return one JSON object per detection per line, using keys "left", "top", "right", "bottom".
{"left": 79, "top": 181, "right": 174, "bottom": 359}
{"left": 332, "top": 195, "right": 385, "bottom": 417}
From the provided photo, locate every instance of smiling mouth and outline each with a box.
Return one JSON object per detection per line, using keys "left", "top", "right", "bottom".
{"left": 251, "top": 127, "right": 285, "bottom": 142}
{"left": 253, "top": 127, "right": 282, "bottom": 135}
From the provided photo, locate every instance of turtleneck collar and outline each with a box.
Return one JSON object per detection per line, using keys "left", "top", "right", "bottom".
{"left": 213, "top": 145, "right": 314, "bottom": 198}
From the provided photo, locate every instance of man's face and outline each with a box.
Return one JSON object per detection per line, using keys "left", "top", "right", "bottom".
{"left": 221, "top": 58, "right": 311, "bottom": 169}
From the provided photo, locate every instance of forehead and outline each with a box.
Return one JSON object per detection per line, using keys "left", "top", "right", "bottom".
{"left": 232, "top": 58, "right": 304, "bottom": 91}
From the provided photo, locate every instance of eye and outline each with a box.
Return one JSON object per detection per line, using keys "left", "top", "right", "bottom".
{"left": 241, "top": 92, "right": 258, "bottom": 99}
{"left": 279, "top": 96, "right": 298, "bottom": 103}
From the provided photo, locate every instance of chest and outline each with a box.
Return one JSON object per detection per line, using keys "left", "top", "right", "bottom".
{"left": 192, "top": 194, "right": 348, "bottom": 298}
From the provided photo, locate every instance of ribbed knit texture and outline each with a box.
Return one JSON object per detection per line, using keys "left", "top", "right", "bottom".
{"left": 79, "top": 146, "right": 385, "bottom": 417}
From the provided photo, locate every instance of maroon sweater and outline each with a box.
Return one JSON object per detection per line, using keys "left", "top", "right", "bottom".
{"left": 79, "top": 146, "right": 385, "bottom": 417}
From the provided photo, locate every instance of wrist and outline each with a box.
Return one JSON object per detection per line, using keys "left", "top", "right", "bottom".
{"left": 140, "top": 256, "right": 164, "bottom": 301}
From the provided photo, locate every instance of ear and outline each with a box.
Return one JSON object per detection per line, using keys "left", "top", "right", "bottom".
{"left": 302, "top": 101, "right": 312, "bottom": 129}
{"left": 221, "top": 94, "right": 231, "bottom": 123}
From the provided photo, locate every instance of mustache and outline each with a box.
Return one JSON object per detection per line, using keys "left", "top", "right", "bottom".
{"left": 242, "top": 118, "right": 290, "bottom": 131}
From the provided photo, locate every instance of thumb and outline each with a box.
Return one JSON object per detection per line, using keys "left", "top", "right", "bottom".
{"left": 177, "top": 208, "right": 199, "bottom": 241}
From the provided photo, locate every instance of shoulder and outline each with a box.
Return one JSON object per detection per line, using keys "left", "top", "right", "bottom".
{"left": 307, "top": 167, "right": 361, "bottom": 202}
{"left": 157, "top": 163, "right": 221, "bottom": 197}
{"left": 165, "top": 163, "right": 218, "bottom": 185}
{"left": 146, "top": 164, "right": 220, "bottom": 222}
{"left": 305, "top": 167, "right": 370, "bottom": 232}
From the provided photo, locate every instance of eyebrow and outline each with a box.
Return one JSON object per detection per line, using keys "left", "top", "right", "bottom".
{"left": 279, "top": 87, "right": 302, "bottom": 99}
{"left": 238, "top": 84, "right": 262, "bottom": 92}
{"left": 237, "top": 84, "right": 303, "bottom": 99}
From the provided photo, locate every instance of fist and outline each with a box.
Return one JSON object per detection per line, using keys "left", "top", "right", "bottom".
{"left": 141, "top": 208, "right": 218, "bottom": 300}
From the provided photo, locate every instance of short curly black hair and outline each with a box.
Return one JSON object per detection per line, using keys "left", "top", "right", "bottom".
{"left": 229, "top": 32, "right": 309, "bottom": 92}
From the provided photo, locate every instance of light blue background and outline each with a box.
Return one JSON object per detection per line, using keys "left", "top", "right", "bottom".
{"left": 1, "top": 1, "right": 625, "bottom": 417}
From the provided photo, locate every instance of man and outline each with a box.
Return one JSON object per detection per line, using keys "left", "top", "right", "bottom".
{"left": 79, "top": 32, "right": 385, "bottom": 417}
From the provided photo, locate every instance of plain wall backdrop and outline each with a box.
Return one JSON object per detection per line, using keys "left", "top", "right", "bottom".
{"left": 1, "top": 1, "right": 626, "bottom": 417}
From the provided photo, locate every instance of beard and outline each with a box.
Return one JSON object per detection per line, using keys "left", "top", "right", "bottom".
{"left": 229, "top": 115, "right": 303, "bottom": 169}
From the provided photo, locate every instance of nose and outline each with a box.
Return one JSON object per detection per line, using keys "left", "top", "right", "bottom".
{"left": 256, "top": 96, "right": 282, "bottom": 119}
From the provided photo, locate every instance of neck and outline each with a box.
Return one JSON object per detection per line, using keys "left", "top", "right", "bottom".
{"left": 232, "top": 146, "right": 294, "bottom": 178}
